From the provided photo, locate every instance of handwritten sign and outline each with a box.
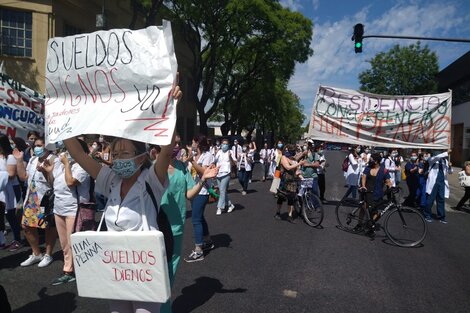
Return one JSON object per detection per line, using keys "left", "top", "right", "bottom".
{"left": 71, "top": 231, "right": 170, "bottom": 302}
{"left": 45, "top": 21, "right": 178, "bottom": 146}
{"left": 0, "top": 72, "right": 45, "bottom": 138}
{"left": 308, "top": 85, "right": 452, "bottom": 149}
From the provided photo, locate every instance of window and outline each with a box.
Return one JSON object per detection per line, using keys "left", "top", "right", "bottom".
{"left": 0, "top": 8, "right": 32, "bottom": 57}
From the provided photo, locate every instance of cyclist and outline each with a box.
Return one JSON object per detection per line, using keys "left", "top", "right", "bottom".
{"left": 359, "top": 153, "right": 392, "bottom": 234}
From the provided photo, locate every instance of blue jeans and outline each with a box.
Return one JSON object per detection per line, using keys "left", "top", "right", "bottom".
{"left": 425, "top": 171, "right": 446, "bottom": 220}
{"left": 344, "top": 185, "right": 357, "bottom": 199}
{"left": 217, "top": 174, "right": 231, "bottom": 209}
{"left": 238, "top": 169, "right": 249, "bottom": 191}
{"left": 191, "top": 195, "right": 209, "bottom": 245}
{"left": 417, "top": 177, "right": 427, "bottom": 208}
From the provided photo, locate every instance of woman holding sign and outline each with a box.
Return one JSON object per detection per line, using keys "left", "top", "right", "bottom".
{"left": 63, "top": 86, "right": 182, "bottom": 313}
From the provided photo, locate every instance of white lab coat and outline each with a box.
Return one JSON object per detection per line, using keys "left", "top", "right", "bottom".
{"left": 426, "top": 152, "right": 452, "bottom": 198}
{"left": 345, "top": 153, "right": 359, "bottom": 186}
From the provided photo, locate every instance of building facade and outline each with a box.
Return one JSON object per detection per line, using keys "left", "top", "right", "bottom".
{"left": 0, "top": 0, "right": 197, "bottom": 143}
{"left": 438, "top": 50, "right": 470, "bottom": 167}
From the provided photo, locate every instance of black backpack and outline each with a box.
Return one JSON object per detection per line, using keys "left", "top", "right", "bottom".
{"left": 145, "top": 182, "right": 174, "bottom": 263}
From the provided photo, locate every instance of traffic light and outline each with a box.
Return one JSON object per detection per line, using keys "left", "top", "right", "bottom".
{"left": 352, "top": 23, "right": 364, "bottom": 53}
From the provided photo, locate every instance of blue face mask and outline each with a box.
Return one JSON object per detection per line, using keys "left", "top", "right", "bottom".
{"left": 222, "top": 144, "right": 229, "bottom": 152}
{"left": 34, "top": 146, "right": 46, "bottom": 158}
{"left": 277, "top": 144, "right": 283, "bottom": 149}
{"left": 112, "top": 155, "right": 143, "bottom": 178}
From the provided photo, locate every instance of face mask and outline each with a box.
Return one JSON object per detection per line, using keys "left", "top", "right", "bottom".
{"left": 28, "top": 140, "right": 35, "bottom": 147}
{"left": 99, "top": 136, "right": 104, "bottom": 143}
{"left": 277, "top": 144, "right": 283, "bottom": 149}
{"left": 242, "top": 147, "right": 247, "bottom": 152}
{"left": 112, "top": 154, "right": 144, "bottom": 178}
{"left": 92, "top": 144, "right": 98, "bottom": 150}
{"left": 365, "top": 149, "right": 370, "bottom": 153}
{"left": 392, "top": 152, "right": 398, "bottom": 157}
{"left": 34, "top": 146, "right": 46, "bottom": 158}
{"left": 356, "top": 148, "right": 361, "bottom": 153}
{"left": 424, "top": 156, "right": 429, "bottom": 161}
{"left": 318, "top": 149, "right": 324, "bottom": 154}
{"left": 222, "top": 144, "right": 229, "bottom": 152}
{"left": 410, "top": 156, "right": 418, "bottom": 161}
{"left": 216, "top": 142, "right": 220, "bottom": 146}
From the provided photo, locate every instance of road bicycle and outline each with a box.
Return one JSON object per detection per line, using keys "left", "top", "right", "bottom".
{"left": 293, "top": 179, "right": 324, "bottom": 227}
{"left": 335, "top": 187, "right": 427, "bottom": 247}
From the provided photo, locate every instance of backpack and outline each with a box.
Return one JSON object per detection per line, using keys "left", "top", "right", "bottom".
{"left": 145, "top": 182, "right": 174, "bottom": 263}
{"left": 342, "top": 157, "right": 349, "bottom": 172}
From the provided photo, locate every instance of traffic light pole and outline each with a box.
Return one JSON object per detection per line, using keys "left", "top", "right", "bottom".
{"left": 363, "top": 35, "right": 470, "bottom": 43}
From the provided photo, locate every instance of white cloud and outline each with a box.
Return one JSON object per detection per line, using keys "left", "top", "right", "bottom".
{"left": 279, "top": 0, "right": 303, "bottom": 11}
{"left": 289, "top": 1, "right": 470, "bottom": 119}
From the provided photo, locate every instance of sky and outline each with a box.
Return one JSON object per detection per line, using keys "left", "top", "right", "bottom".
{"left": 279, "top": 0, "right": 470, "bottom": 122}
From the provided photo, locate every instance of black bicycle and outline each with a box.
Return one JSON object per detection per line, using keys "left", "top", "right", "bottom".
{"left": 294, "top": 179, "right": 324, "bottom": 227}
{"left": 335, "top": 187, "right": 427, "bottom": 247}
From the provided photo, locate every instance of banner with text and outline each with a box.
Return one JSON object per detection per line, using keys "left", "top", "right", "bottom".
{"left": 0, "top": 72, "right": 45, "bottom": 138}
{"left": 71, "top": 231, "right": 170, "bottom": 302}
{"left": 45, "top": 21, "right": 178, "bottom": 146}
{"left": 309, "top": 86, "right": 452, "bottom": 149}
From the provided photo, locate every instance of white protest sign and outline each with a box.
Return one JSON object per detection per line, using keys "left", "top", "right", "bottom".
{"left": 309, "top": 85, "right": 452, "bottom": 149}
{"left": 0, "top": 72, "right": 45, "bottom": 138}
{"left": 45, "top": 21, "right": 178, "bottom": 146}
{"left": 71, "top": 231, "right": 170, "bottom": 302}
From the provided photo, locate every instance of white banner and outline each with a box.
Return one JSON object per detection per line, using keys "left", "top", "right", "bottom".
{"left": 71, "top": 231, "right": 170, "bottom": 302}
{"left": 45, "top": 21, "right": 178, "bottom": 146}
{"left": 0, "top": 72, "right": 45, "bottom": 138}
{"left": 309, "top": 85, "right": 452, "bottom": 149}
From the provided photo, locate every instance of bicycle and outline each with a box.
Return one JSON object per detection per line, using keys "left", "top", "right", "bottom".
{"left": 294, "top": 179, "right": 324, "bottom": 227}
{"left": 335, "top": 187, "right": 427, "bottom": 247}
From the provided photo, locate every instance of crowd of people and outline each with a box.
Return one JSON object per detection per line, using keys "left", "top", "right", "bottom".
{"left": 1, "top": 126, "right": 470, "bottom": 313}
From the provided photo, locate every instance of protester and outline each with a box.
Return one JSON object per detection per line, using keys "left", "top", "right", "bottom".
{"left": 160, "top": 145, "right": 218, "bottom": 313}
{"left": 384, "top": 148, "right": 399, "bottom": 187}
{"left": 184, "top": 135, "right": 216, "bottom": 263}
{"left": 424, "top": 150, "right": 452, "bottom": 223}
{"left": 455, "top": 161, "right": 470, "bottom": 210}
{"left": 343, "top": 145, "right": 360, "bottom": 199}
{"left": 416, "top": 151, "right": 430, "bottom": 210}
{"left": 237, "top": 144, "right": 253, "bottom": 195}
{"left": 316, "top": 143, "right": 328, "bottom": 203}
{"left": 231, "top": 139, "right": 242, "bottom": 178}
{"left": 274, "top": 144, "right": 302, "bottom": 223}
{"left": 247, "top": 141, "right": 257, "bottom": 183}
{"left": 63, "top": 85, "right": 181, "bottom": 312}
{"left": 15, "top": 137, "right": 58, "bottom": 267}
{"left": 214, "top": 138, "right": 236, "bottom": 215}
{"left": 298, "top": 139, "right": 320, "bottom": 196}
{"left": 259, "top": 143, "right": 271, "bottom": 182}
{"left": 43, "top": 141, "right": 91, "bottom": 285}
{"left": 404, "top": 151, "right": 420, "bottom": 207}
{"left": 23, "top": 131, "right": 40, "bottom": 163}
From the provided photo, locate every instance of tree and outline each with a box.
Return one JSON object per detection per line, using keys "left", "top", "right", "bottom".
{"left": 171, "top": 0, "right": 313, "bottom": 134}
{"left": 129, "top": 0, "right": 165, "bottom": 28}
{"left": 359, "top": 42, "right": 439, "bottom": 95}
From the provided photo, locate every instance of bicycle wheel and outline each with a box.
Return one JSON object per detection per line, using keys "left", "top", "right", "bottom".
{"left": 384, "top": 206, "right": 427, "bottom": 247}
{"left": 335, "top": 198, "right": 368, "bottom": 232}
{"left": 302, "top": 191, "right": 324, "bottom": 227}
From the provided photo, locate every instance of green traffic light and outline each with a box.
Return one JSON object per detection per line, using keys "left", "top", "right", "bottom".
{"left": 355, "top": 42, "right": 362, "bottom": 48}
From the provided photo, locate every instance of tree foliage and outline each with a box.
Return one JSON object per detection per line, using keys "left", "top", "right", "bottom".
{"left": 171, "top": 0, "right": 313, "bottom": 137}
{"left": 359, "top": 42, "right": 439, "bottom": 95}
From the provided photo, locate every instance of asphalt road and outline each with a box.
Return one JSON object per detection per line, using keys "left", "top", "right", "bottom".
{"left": 1, "top": 151, "right": 469, "bottom": 313}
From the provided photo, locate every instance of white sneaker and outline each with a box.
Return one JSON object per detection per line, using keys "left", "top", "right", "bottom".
{"left": 216, "top": 208, "right": 222, "bottom": 215}
{"left": 38, "top": 254, "right": 53, "bottom": 268}
{"left": 227, "top": 203, "right": 235, "bottom": 213}
{"left": 20, "top": 254, "right": 43, "bottom": 267}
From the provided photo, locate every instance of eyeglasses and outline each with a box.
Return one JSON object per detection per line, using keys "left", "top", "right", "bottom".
{"left": 111, "top": 151, "right": 137, "bottom": 159}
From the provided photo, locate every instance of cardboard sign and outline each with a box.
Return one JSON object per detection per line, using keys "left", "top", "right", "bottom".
{"left": 45, "top": 21, "right": 178, "bottom": 146}
{"left": 0, "top": 72, "right": 45, "bottom": 138}
{"left": 71, "top": 231, "right": 170, "bottom": 302}
{"left": 309, "top": 85, "right": 452, "bottom": 149}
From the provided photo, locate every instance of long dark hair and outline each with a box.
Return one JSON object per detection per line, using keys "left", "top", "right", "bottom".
{"left": 12, "top": 137, "right": 28, "bottom": 152}
{"left": 0, "top": 134, "right": 13, "bottom": 156}
{"left": 197, "top": 135, "right": 210, "bottom": 153}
